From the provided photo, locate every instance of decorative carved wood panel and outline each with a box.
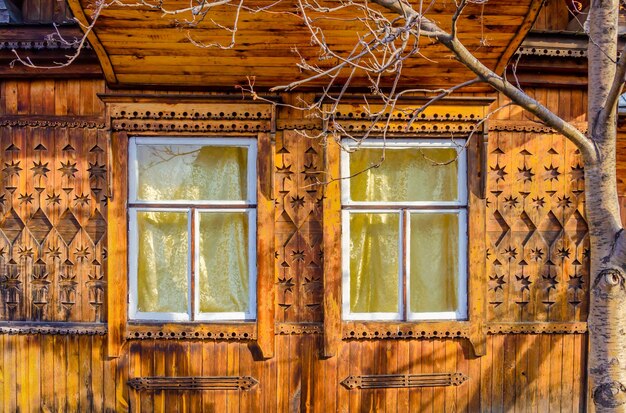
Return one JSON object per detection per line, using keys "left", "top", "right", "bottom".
{"left": 340, "top": 372, "right": 468, "bottom": 389}
{"left": 127, "top": 376, "right": 259, "bottom": 391}
{"left": 486, "top": 131, "right": 588, "bottom": 322}
{"left": 274, "top": 130, "right": 324, "bottom": 323}
{"left": 0, "top": 125, "right": 107, "bottom": 322}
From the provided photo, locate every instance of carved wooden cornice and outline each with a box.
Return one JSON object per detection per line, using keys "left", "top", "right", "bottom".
{"left": 108, "top": 101, "right": 273, "bottom": 133}
{"left": 0, "top": 115, "right": 105, "bottom": 129}
{"left": 0, "top": 322, "right": 106, "bottom": 335}
{"left": 489, "top": 119, "right": 587, "bottom": 134}
{"left": 487, "top": 322, "right": 587, "bottom": 334}
{"left": 0, "top": 40, "right": 90, "bottom": 52}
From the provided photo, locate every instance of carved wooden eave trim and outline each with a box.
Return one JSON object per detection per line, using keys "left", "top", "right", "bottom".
{"left": 0, "top": 40, "right": 91, "bottom": 51}
{"left": 0, "top": 322, "right": 107, "bottom": 335}
{"left": 275, "top": 322, "right": 322, "bottom": 335}
{"left": 340, "top": 373, "right": 468, "bottom": 390}
{"left": 0, "top": 115, "right": 106, "bottom": 129}
{"left": 487, "top": 322, "right": 587, "bottom": 334}
{"left": 126, "top": 323, "right": 256, "bottom": 340}
{"left": 127, "top": 376, "right": 259, "bottom": 391}
{"left": 105, "top": 100, "right": 274, "bottom": 133}
{"left": 326, "top": 101, "right": 490, "bottom": 136}
{"left": 489, "top": 119, "right": 588, "bottom": 134}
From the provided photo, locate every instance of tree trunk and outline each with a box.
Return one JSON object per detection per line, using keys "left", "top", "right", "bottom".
{"left": 587, "top": 1, "right": 626, "bottom": 411}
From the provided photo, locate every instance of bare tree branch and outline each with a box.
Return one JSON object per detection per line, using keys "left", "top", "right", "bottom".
{"left": 369, "top": 0, "right": 597, "bottom": 162}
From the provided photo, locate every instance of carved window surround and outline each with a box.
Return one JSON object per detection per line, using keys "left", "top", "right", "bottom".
{"left": 104, "top": 97, "right": 276, "bottom": 359}
{"left": 322, "top": 100, "right": 491, "bottom": 358}
{"left": 126, "top": 323, "right": 256, "bottom": 340}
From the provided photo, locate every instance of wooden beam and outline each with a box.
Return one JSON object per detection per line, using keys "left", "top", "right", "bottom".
{"left": 106, "top": 131, "right": 128, "bottom": 358}
{"left": 255, "top": 132, "right": 276, "bottom": 359}
{"left": 65, "top": 0, "right": 118, "bottom": 85}
{"left": 494, "top": 0, "right": 546, "bottom": 75}
{"left": 322, "top": 138, "right": 342, "bottom": 358}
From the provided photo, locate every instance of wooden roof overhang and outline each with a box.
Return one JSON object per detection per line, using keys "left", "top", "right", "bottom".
{"left": 67, "top": 0, "right": 543, "bottom": 91}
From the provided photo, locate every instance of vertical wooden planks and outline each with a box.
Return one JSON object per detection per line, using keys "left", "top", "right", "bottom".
{"left": 27, "top": 335, "right": 41, "bottom": 412}
{"left": 548, "top": 334, "right": 564, "bottom": 411}
{"left": 561, "top": 334, "right": 575, "bottom": 412}
{"left": 79, "top": 336, "right": 93, "bottom": 411}
{"left": 536, "top": 334, "right": 551, "bottom": 413}
{"left": 336, "top": 337, "right": 350, "bottom": 412}
{"left": 396, "top": 340, "right": 410, "bottom": 412}
{"left": 526, "top": 334, "right": 540, "bottom": 412}
{"left": 91, "top": 337, "right": 104, "bottom": 413}
{"left": 443, "top": 339, "right": 457, "bottom": 413}
{"left": 67, "top": 335, "right": 80, "bottom": 411}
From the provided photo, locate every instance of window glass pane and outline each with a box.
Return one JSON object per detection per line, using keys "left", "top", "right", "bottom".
{"left": 198, "top": 212, "right": 250, "bottom": 313}
{"left": 137, "top": 211, "right": 189, "bottom": 313}
{"left": 136, "top": 144, "right": 248, "bottom": 201}
{"left": 350, "top": 213, "right": 399, "bottom": 313}
{"left": 409, "top": 213, "right": 458, "bottom": 313}
{"left": 349, "top": 147, "right": 458, "bottom": 202}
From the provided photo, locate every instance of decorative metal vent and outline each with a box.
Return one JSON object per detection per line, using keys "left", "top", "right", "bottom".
{"left": 340, "top": 373, "right": 468, "bottom": 390}
{"left": 128, "top": 376, "right": 259, "bottom": 391}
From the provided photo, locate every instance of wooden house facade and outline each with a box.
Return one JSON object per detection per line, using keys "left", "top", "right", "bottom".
{"left": 0, "top": 0, "right": 613, "bottom": 411}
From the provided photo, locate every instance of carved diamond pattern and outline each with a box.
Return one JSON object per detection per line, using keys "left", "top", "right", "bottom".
{"left": 85, "top": 209, "right": 106, "bottom": 245}
{"left": 538, "top": 211, "right": 563, "bottom": 247}
{"left": 486, "top": 133, "right": 588, "bottom": 323}
{"left": 0, "top": 132, "right": 108, "bottom": 323}
{"left": 57, "top": 209, "right": 81, "bottom": 245}
{"left": 26, "top": 208, "right": 53, "bottom": 245}
{"left": 0, "top": 209, "right": 25, "bottom": 243}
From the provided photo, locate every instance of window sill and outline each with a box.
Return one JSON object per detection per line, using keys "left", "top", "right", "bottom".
{"left": 342, "top": 321, "right": 471, "bottom": 340}
{"left": 126, "top": 322, "right": 256, "bottom": 340}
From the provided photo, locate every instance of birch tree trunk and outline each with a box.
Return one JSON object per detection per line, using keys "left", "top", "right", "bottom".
{"left": 586, "top": 1, "right": 626, "bottom": 411}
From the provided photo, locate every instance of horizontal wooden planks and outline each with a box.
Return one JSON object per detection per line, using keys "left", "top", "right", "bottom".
{"left": 72, "top": 0, "right": 534, "bottom": 87}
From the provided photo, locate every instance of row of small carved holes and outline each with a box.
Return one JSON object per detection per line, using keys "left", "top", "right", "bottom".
{"left": 336, "top": 112, "right": 478, "bottom": 120}
{"left": 115, "top": 111, "right": 267, "bottom": 119}
{"left": 343, "top": 124, "right": 475, "bottom": 131}
{"left": 520, "top": 48, "right": 586, "bottom": 56}
{"left": 347, "top": 330, "right": 465, "bottom": 338}
{"left": 116, "top": 123, "right": 264, "bottom": 131}
{"left": 131, "top": 331, "right": 251, "bottom": 339}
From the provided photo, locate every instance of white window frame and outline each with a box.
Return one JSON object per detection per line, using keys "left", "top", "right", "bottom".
{"left": 341, "top": 139, "right": 468, "bottom": 321}
{"left": 128, "top": 137, "right": 257, "bottom": 322}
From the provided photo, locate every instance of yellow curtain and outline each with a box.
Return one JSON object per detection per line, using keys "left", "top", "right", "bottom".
{"left": 409, "top": 213, "right": 458, "bottom": 313}
{"left": 137, "top": 211, "right": 189, "bottom": 313}
{"left": 137, "top": 144, "right": 248, "bottom": 201}
{"left": 198, "top": 212, "right": 249, "bottom": 313}
{"left": 349, "top": 147, "right": 458, "bottom": 202}
{"left": 350, "top": 213, "right": 399, "bottom": 313}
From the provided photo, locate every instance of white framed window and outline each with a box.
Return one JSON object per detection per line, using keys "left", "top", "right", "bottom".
{"left": 128, "top": 137, "right": 257, "bottom": 321}
{"left": 341, "top": 139, "right": 468, "bottom": 321}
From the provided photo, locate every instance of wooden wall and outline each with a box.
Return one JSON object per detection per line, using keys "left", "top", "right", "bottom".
{"left": 0, "top": 80, "right": 591, "bottom": 411}
{"left": 19, "top": 0, "right": 73, "bottom": 24}
{"left": 0, "top": 333, "right": 586, "bottom": 412}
